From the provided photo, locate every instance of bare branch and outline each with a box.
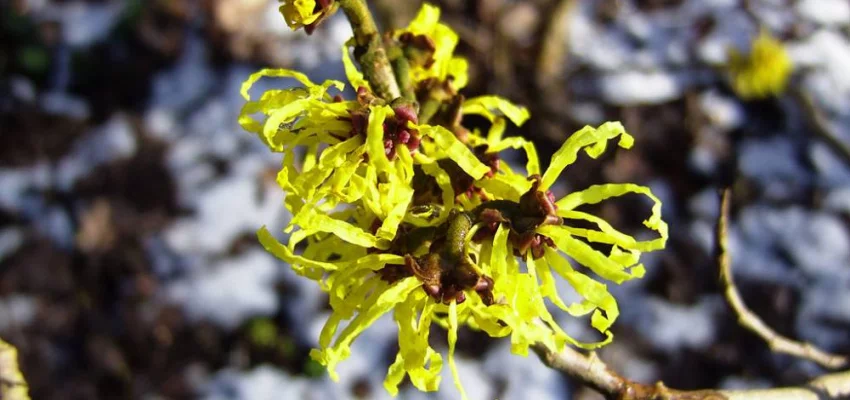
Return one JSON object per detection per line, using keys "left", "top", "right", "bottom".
{"left": 535, "top": 0, "right": 574, "bottom": 94}
{"left": 531, "top": 342, "right": 622, "bottom": 396}
{"left": 794, "top": 88, "right": 850, "bottom": 167}
{"left": 533, "top": 341, "right": 850, "bottom": 400}
{"left": 338, "top": 0, "right": 401, "bottom": 100}
{"left": 716, "top": 189, "right": 847, "bottom": 369}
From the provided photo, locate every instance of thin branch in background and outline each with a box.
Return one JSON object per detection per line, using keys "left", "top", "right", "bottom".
{"left": 716, "top": 189, "right": 848, "bottom": 370}
{"left": 533, "top": 340, "right": 850, "bottom": 400}
{"left": 534, "top": 0, "right": 573, "bottom": 95}
{"left": 532, "top": 0, "right": 583, "bottom": 144}
{"left": 793, "top": 87, "right": 850, "bottom": 167}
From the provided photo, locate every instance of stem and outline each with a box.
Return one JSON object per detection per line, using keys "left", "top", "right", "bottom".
{"left": 388, "top": 45, "right": 415, "bottom": 102}
{"left": 716, "top": 190, "right": 847, "bottom": 369}
{"left": 338, "top": 0, "right": 401, "bottom": 100}
{"left": 533, "top": 341, "right": 850, "bottom": 400}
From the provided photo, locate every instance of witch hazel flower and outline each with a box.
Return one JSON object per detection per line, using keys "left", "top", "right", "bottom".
{"left": 242, "top": 3, "right": 668, "bottom": 399}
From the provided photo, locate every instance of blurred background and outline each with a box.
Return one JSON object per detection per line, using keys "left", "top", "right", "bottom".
{"left": 2, "top": 0, "right": 850, "bottom": 399}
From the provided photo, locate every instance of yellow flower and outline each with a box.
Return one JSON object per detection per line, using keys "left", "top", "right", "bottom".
{"left": 256, "top": 216, "right": 510, "bottom": 399}
{"left": 243, "top": 66, "right": 669, "bottom": 398}
{"left": 257, "top": 203, "right": 603, "bottom": 399}
{"left": 464, "top": 96, "right": 537, "bottom": 202}
{"left": 255, "top": 118, "right": 670, "bottom": 396}
{"left": 396, "top": 4, "right": 469, "bottom": 89}
{"left": 728, "top": 30, "right": 793, "bottom": 99}
{"left": 340, "top": 3, "right": 469, "bottom": 95}
{"left": 473, "top": 122, "right": 668, "bottom": 348}
{"left": 239, "top": 68, "right": 491, "bottom": 246}
{"left": 279, "top": 0, "right": 336, "bottom": 32}
{"left": 244, "top": 3, "right": 670, "bottom": 398}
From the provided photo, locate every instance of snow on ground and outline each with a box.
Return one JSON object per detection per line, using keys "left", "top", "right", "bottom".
{"left": 796, "top": 0, "right": 850, "bottom": 27}
{"left": 203, "top": 364, "right": 346, "bottom": 400}
{"left": 56, "top": 114, "right": 138, "bottom": 191}
{"left": 35, "top": 0, "right": 127, "bottom": 48}
{"left": 167, "top": 249, "right": 281, "bottom": 329}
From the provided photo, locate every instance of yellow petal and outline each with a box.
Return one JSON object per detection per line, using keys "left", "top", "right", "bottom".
{"left": 555, "top": 183, "right": 668, "bottom": 248}
{"left": 406, "top": 3, "right": 441, "bottom": 35}
{"left": 462, "top": 96, "right": 530, "bottom": 126}
{"left": 486, "top": 136, "right": 540, "bottom": 176}
{"left": 313, "top": 277, "right": 421, "bottom": 380}
{"left": 342, "top": 39, "right": 371, "bottom": 90}
{"left": 411, "top": 153, "right": 455, "bottom": 225}
{"left": 0, "top": 338, "right": 29, "bottom": 400}
{"left": 240, "top": 68, "right": 316, "bottom": 100}
{"left": 446, "top": 301, "right": 468, "bottom": 400}
{"left": 544, "top": 248, "right": 620, "bottom": 336}
{"left": 537, "top": 225, "right": 639, "bottom": 284}
{"left": 261, "top": 99, "right": 309, "bottom": 151}
{"left": 418, "top": 124, "right": 490, "bottom": 179}
{"left": 489, "top": 223, "right": 509, "bottom": 280}
{"left": 238, "top": 101, "right": 263, "bottom": 133}
{"left": 366, "top": 105, "right": 394, "bottom": 174}
{"left": 293, "top": 208, "right": 387, "bottom": 249}
{"left": 448, "top": 57, "right": 469, "bottom": 89}
{"left": 385, "top": 293, "right": 442, "bottom": 394}
{"left": 258, "top": 226, "right": 339, "bottom": 272}
{"left": 540, "top": 122, "right": 633, "bottom": 190}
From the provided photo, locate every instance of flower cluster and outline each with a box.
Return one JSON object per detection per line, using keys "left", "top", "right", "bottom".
{"left": 727, "top": 30, "right": 793, "bottom": 100}
{"left": 243, "top": 3, "right": 667, "bottom": 398}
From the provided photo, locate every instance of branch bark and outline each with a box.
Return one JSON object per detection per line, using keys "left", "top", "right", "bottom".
{"left": 532, "top": 342, "right": 850, "bottom": 400}
{"left": 338, "top": 0, "right": 401, "bottom": 100}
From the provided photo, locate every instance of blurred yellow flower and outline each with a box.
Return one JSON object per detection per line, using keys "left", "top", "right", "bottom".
{"left": 279, "top": 0, "right": 337, "bottom": 32}
{"left": 279, "top": 0, "right": 321, "bottom": 29}
{"left": 728, "top": 30, "right": 793, "bottom": 99}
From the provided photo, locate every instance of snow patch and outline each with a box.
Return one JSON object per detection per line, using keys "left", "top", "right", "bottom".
{"left": 167, "top": 250, "right": 281, "bottom": 329}
{"left": 796, "top": 0, "right": 850, "bottom": 27}
{"left": 56, "top": 114, "right": 137, "bottom": 191}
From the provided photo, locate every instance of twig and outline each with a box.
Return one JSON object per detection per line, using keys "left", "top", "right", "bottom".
{"left": 716, "top": 189, "right": 848, "bottom": 370}
{"left": 531, "top": 343, "right": 622, "bottom": 395}
{"left": 793, "top": 88, "right": 850, "bottom": 167}
{"left": 338, "top": 0, "right": 401, "bottom": 100}
{"left": 535, "top": 0, "right": 574, "bottom": 94}
{"left": 532, "top": 342, "right": 850, "bottom": 400}
{"left": 531, "top": 0, "right": 584, "bottom": 145}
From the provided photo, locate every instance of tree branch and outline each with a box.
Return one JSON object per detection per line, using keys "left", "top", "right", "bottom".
{"left": 716, "top": 189, "right": 847, "bottom": 369}
{"left": 532, "top": 341, "right": 850, "bottom": 400}
{"left": 793, "top": 87, "right": 850, "bottom": 167}
{"left": 338, "top": 0, "right": 401, "bottom": 100}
